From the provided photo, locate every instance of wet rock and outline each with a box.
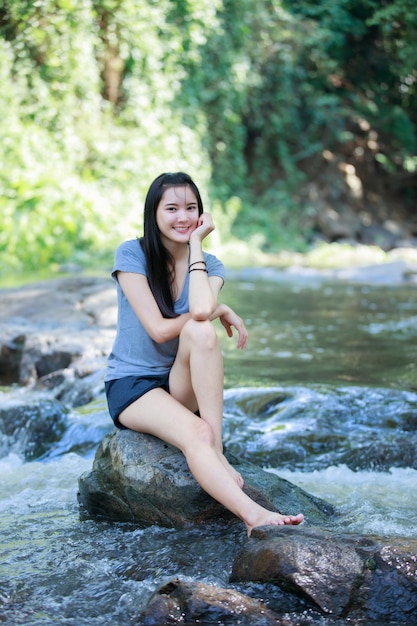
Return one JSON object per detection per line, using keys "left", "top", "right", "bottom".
{"left": 0, "top": 333, "right": 25, "bottom": 384}
{"left": 0, "top": 394, "right": 68, "bottom": 460}
{"left": 35, "top": 367, "right": 105, "bottom": 408}
{"left": 341, "top": 434, "right": 417, "bottom": 471}
{"left": 138, "top": 578, "right": 288, "bottom": 625}
{"left": 33, "top": 350, "right": 73, "bottom": 379}
{"left": 77, "top": 429, "right": 334, "bottom": 527}
{"left": 231, "top": 526, "right": 417, "bottom": 620}
{"left": 0, "top": 277, "right": 116, "bottom": 389}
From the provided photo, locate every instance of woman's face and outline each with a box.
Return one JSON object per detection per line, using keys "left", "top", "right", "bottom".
{"left": 156, "top": 185, "right": 200, "bottom": 246}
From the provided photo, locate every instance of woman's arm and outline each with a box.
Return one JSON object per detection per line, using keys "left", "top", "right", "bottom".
{"left": 117, "top": 271, "right": 192, "bottom": 344}
{"left": 188, "top": 213, "right": 220, "bottom": 320}
{"left": 187, "top": 214, "right": 247, "bottom": 347}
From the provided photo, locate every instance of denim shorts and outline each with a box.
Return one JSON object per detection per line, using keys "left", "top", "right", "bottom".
{"left": 105, "top": 374, "right": 170, "bottom": 429}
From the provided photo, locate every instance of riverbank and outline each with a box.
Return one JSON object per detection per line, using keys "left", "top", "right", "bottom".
{"left": 221, "top": 240, "right": 417, "bottom": 274}
{"left": 3, "top": 241, "right": 417, "bottom": 290}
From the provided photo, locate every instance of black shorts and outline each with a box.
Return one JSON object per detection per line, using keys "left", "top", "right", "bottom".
{"left": 105, "top": 374, "right": 170, "bottom": 429}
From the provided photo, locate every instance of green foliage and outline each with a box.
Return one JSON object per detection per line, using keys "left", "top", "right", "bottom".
{"left": 0, "top": 0, "right": 416, "bottom": 274}
{"left": 0, "top": 0, "right": 212, "bottom": 273}
{"left": 281, "top": 0, "right": 417, "bottom": 161}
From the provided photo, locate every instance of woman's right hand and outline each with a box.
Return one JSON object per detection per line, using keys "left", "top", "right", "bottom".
{"left": 189, "top": 212, "right": 215, "bottom": 244}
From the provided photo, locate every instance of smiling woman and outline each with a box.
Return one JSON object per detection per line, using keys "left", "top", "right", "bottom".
{"left": 104, "top": 171, "right": 304, "bottom": 535}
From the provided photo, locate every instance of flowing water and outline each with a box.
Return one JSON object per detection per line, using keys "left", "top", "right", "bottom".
{"left": 1, "top": 271, "right": 417, "bottom": 624}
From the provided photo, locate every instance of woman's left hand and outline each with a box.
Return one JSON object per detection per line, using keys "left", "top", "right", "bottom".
{"left": 218, "top": 305, "right": 248, "bottom": 350}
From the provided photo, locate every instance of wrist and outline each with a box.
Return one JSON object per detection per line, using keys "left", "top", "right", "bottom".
{"left": 188, "top": 260, "right": 207, "bottom": 275}
{"left": 211, "top": 303, "right": 226, "bottom": 319}
{"left": 188, "top": 234, "right": 204, "bottom": 250}
{"left": 188, "top": 238, "right": 205, "bottom": 266}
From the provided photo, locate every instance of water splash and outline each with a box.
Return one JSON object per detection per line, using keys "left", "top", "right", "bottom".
{"left": 271, "top": 465, "right": 417, "bottom": 539}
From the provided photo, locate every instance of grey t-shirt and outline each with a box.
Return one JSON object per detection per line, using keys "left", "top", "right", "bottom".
{"left": 105, "top": 239, "right": 225, "bottom": 382}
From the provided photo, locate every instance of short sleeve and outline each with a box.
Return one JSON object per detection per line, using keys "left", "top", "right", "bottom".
{"left": 204, "top": 252, "right": 225, "bottom": 283}
{"left": 111, "top": 240, "right": 147, "bottom": 281}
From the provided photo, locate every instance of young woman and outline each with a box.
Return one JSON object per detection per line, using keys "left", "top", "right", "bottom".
{"left": 105, "top": 172, "right": 304, "bottom": 535}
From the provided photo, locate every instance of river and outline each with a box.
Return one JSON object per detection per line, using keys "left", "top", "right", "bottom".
{"left": 1, "top": 270, "right": 417, "bottom": 624}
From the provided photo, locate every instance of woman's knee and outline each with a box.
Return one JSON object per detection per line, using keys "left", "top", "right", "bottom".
{"left": 189, "top": 417, "right": 216, "bottom": 449}
{"left": 181, "top": 319, "right": 218, "bottom": 350}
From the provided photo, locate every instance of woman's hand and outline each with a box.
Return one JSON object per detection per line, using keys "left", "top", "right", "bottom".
{"left": 189, "top": 212, "right": 215, "bottom": 243}
{"left": 216, "top": 304, "right": 248, "bottom": 350}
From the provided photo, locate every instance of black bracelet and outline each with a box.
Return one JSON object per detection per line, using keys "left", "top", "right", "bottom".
{"left": 189, "top": 260, "right": 206, "bottom": 270}
{"left": 189, "top": 268, "right": 208, "bottom": 273}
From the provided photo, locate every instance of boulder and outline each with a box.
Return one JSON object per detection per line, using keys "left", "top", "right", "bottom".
{"left": 0, "top": 333, "right": 25, "bottom": 384}
{"left": 231, "top": 525, "right": 417, "bottom": 620}
{"left": 0, "top": 393, "right": 67, "bottom": 460}
{"left": 77, "top": 429, "right": 335, "bottom": 528}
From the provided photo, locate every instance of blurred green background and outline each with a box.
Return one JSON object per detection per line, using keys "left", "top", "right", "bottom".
{"left": 1, "top": 0, "right": 416, "bottom": 278}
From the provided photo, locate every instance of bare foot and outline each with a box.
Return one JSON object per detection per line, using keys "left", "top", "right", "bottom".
{"left": 220, "top": 453, "right": 244, "bottom": 488}
{"left": 246, "top": 512, "right": 304, "bottom": 537}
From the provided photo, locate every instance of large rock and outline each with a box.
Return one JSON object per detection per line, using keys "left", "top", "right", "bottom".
{"left": 78, "top": 429, "right": 334, "bottom": 528}
{"left": 231, "top": 525, "right": 417, "bottom": 620}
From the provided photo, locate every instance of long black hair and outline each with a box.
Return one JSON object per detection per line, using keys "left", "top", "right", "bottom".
{"left": 139, "top": 172, "right": 204, "bottom": 318}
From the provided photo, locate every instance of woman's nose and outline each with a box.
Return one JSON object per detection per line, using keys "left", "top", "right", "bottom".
{"left": 177, "top": 209, "right": 188, "bottom": 221}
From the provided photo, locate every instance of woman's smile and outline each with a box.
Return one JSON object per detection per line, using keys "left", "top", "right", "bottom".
{"left": 173, "top": 225, "right": 192, "bottom": 233}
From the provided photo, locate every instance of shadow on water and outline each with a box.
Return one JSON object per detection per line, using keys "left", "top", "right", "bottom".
{"left": 1, "top": 272, "right": 417, "bottom": 624}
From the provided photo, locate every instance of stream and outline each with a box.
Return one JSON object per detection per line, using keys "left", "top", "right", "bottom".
{"left": 1, "top": 270, "right": 417, "bottom": 625}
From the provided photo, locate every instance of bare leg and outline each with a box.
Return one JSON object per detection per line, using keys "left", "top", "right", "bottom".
{"left": 169, "top": 319, "right": 243, "bottom": 487}
{"left": 119, "top": 389, "right": 304, "bottom": 536}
